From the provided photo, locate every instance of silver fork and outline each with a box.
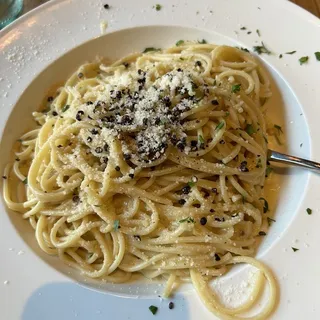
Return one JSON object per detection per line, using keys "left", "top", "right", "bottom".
{"left": 268, "top": 150, "right": 320, "bottom": 172}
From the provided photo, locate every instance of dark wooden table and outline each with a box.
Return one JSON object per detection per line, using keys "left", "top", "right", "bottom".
{"left": 291, "top": 0, "right": 320, "bottom": 17}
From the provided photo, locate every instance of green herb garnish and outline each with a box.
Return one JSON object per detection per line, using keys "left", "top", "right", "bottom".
{"left": 267, "top": 217, "right": 276, "bottom": 226}
{"left": 240, "top": 26, "right": 246, "bottom": 30}
{"left": 113, "top": 220, "right": 120, "bottom": 231}
{"left": 225, "top": 111, "right": 230, "bottom": 117}
{"left": 256, "top": 29, "right": 261, "bottom": 37}
{"left": 179, "top": 217, "right": 195, "bottom": 223}
{"left": 286, "top": 51, "right": 296, "bottom": 55}
{"left": 23, "top": 178, "right": 28, "bottom": 185}
{"left": 292, "top": 247, "right": 299, "bottom": 252}
{"left": 279, "top": 54, "right": 283, "bottom": 59}
{"left": 258, "top": 231, "right": 267, "bottom": 236}
{"left": 187, "top": 180, "right": 195, "bottom": 188}
{"left": 17, "top": 139, "right": 23, "bottom": 142}
{"left": 299, "top": 56, "right": 309, "bottom": 65}
{"left": 176, "top": 40, "right": 185, "bottom": 46}
{"left": 256, "top": 158, "right": 262, "bottom": 168}
{"left": 265, "top": 166, "right": 273, "bottom": 177}
{"left": 216, "top": 122, "right": 224, "bottom": 130}
{"left": 306, "top": 208, "right": 312, "bottom": 215}
{"left": 143, "top": 47, "right": 161, "bottom": 53}
{"left": 231, "top": 84, "right": 241, "bottom": 93}
{"left": 155, "top": 4, "right": 161, "bottom": 11}
{"left": 62, "top": 105, "right": 70, "bottom": 113}
{"left": 259, "top": 197, "right": 269, "bottom": 213}
{"left": 274, "top": 124, "right": 283, "bottom": 133}
{"left": 315, "top": 52, "right": 320, "bottom": 61}
{"left": 149, "top": 305, "right": 158, "bottom": 315}
{"left": 245, "top": 124, "right": 256, "bottom": 136}
{"left": 198, "top": 39, "right": 207, "bottom": 44}
{"left": 253, "top": 42, "right": 271, "bottom": 55}
{"left": 198, "top": 135, "right": 205, "bottom": 144}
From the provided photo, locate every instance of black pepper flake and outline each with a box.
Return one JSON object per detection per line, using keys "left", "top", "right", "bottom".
{"left": 78, "top": 72, "right": 84, "bottom": 78}
{"left": 211, "top": 100, "right": 219, "bottom": 105}
{"left": 103, "top": 157, "right": 109, "bottom": 164}
{"left": 95, "top": 147, "right": 103, "bottom": 153}
{"left": 115, "top": 166, "right": 121, "bottom": 172}
{"left": 168, "top": 302, "right": 174, "bottom": 310}
{"left": 86, "top": 101, "right": 93, "bottom": 105}
{"left": 210, "top": 209, "right": 215, "bottom": 213}
{"left": 200, "top": 217, "right": 207, "bottom": 225}
{"left": 181, "top": 185, "right": 191, "bottom": 194}
{"left": 87, "top": 137, "right": 92, "bottom": 143}
{"left": 178, "top": 199, "right": 186, "bottom": 205}
{"left": 239, "top": 161, "right": 249, "bottom": 172}
{"left": 76, "top": 110, "right": 84, "bottom": 121}
{"left": 202, "top": 190, "right": 210, "bottom": 198}
{"left": 195, "top": 60, "right": 202, "bottom": 67}
{"left": 103, "top": 143, "right": 109, "bottom": 152}
{"left": 212, "top": 188, "right": 218, "bottom": 194}
{"left": 47, "top": 96, "right": 53, "bottom": 102}
{"left": 124, "top": 153, "right": 131, "bottom": 161}
{"left": 91, "top": 129, "right": 99, "bottom": 135}
{"left": 129, "top": 173, "right": 134, "bottom": 179}
{"left": 193, "top": 203, "right": 201, "bottom": 208}
{"left": 72, "top": 195, "right": 80, "bottom": 203}
{"left": 177, "top": 68, "right": 182, "bottom": 72}
{"left": 15, "top": 158, "right": 20, "bottom": 161}
{"left": 57, "top": 145, "right": 63, "bottom": 148}
{"left": 103, "top": 4, "right": 110, "bottom": 9}
{"left": 219, "top": 140, "right": 225, "bottom": 144}
{"left": 2, "top": 175, "right": 7, "bottom": 179}
{"left": 123, "top": 62, "right": 129, "bottom": 68}
{"left": 134, "top": 235, "right": 141, "bottom": 241}
{"left": 52, "top": 111, "right": 58, "bottom": 116}
{"left": 214, "top": 253, "right": 221, "bottom": 261}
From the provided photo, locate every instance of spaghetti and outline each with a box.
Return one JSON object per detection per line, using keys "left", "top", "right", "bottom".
{"left": 3, "top": 43, "right": 277, "bottom": 319}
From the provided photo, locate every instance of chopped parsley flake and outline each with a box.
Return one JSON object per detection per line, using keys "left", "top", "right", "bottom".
{"left": 176, "top": 40, "right": 185, "bottom": 46}
{"left": 179, "top": 217, "right": 195, "bottom": 223}
{"left": 259, "top": 197, "right": 269, "bottom": 213}
{"left": 23, "top": 178, "right": 28, "bottom": 185}
{"left": 198, "top": 135, "right": 205, "bottom": 144}
{"left": 253, "top": 42, "right": 271, "bottom": 55}
{"left": 245, "top": 124, "right": 256, "bottom": 136}
{"left": 149, "top": 305, "right": 158, "bottom": 315}
{"left": 240, "top": 26, "right": 246, "bottom": 30}
{"left": 292, "top": 247, "right": 299, "bottom": 252}
{"left": 265, "top": 166, "right": 273, "bottom": 177}
{"left": 231, "top": 84, "right": 241, "bottom": 93}
{"left": 187, "top": 180, "right": 195, "bottom": 188}
{"left": 274, "top": 124, "right": 283, "bottom": 133}
{"left": 143, "top": 47, "right": 161, "bottom": 53}
{"left": 113, "top": 220, "right": 120, "bottom": 231}
{"left": 267, "top": 217, "right": 276, "bottom": 226}
{"left": 306, "top": 208, "right": 312, "bottom": 215}
{"left": 256, "top": 29, "right": 261, "bottom": 37}
{"left": 155, "top": 4, "right": 162, "bottom": 11}
{"left": 279, "top": 54, "right": 283, "bottom": 59}
{"left": 286, "top": 50, "right": 296, "bottom": 55}
{"left": 315, "top": 52, "right": 320, "bottom": 61}
{"left": 258, "top": 231, "right": 267, "bottom": 236}
{"left": 216, "top": 122, "right": 224, "bottom": 130}
{"left": 62, "top": 105, "right": 70, "bottom": 113}
{"left": 299, "top": 56, "right": 309, "bottom": 65}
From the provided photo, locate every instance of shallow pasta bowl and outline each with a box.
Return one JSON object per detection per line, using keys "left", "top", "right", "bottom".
{"left": 0, "top": 1, "right": 320, "bottom": 319}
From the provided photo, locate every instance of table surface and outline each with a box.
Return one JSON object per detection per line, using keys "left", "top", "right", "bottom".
{"left": 23, "top": 0, "right": 320, "bottom": 17}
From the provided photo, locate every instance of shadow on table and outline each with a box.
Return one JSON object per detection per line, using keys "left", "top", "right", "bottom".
{"left": 21, "top": 282, "right": 191, "bottom": 320}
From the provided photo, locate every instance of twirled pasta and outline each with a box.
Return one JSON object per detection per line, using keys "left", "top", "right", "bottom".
{"left": 3, "top": 43, "right": 277, "bottom": 319}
